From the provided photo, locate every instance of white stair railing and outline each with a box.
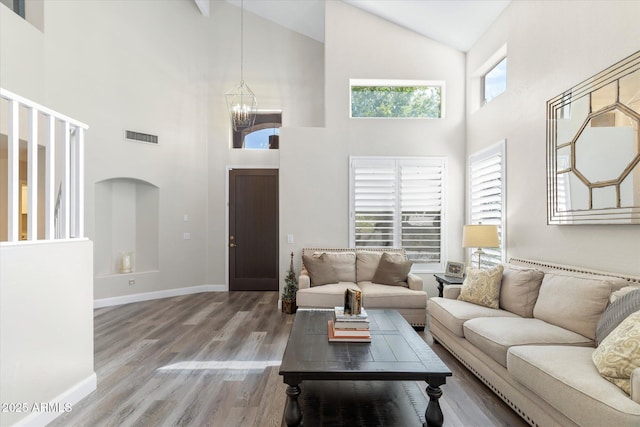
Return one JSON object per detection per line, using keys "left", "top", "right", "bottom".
{"left": 1, "top": 88, "right": 89, "bottom": 243}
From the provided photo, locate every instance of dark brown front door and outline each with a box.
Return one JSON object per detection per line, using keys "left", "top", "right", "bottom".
{"left": 229, "top": 169, "right": 279, "bottom": 291}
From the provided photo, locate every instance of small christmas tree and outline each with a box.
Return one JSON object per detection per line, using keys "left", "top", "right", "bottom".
{"left": 282, "top": 252, "right": 298, "bottom": 301}
{"left": 282, "top": 252, "right": 298, "bottom": 313}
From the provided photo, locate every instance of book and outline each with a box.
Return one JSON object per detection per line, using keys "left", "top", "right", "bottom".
{"left": 328, "top": 321, "right": 371, "bottom": 343}
{"left": 327, "top": 320, "right": 370, "bottom": 337}
{"left": 343, "top": 289, "right": 363, "bottom": 315}
{"left": 334, "top": 306, "right": 369, "bottom": 320}
{"left": 333, "top": 320, "right": 370, "bottom": 329}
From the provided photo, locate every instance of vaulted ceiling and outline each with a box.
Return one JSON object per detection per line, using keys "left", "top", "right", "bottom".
{"left": 221, "top": 0, "right": 511, "bottom": 52}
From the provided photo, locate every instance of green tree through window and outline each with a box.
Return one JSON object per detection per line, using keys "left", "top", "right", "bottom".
{"left": 351, "top": 83, "right": 442, "bottom": 118}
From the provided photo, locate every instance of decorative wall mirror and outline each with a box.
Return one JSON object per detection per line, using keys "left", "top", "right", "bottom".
{"left": 547, "top": 50, "right": 640, "bottom": 224}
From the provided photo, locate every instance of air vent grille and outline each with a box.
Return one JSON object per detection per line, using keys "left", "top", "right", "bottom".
{"left": 125, "top": 130, "right": 158, "bottom": 144}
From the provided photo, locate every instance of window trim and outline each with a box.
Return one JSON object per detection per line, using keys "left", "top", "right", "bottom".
{"left": 349, "top": 156, "right": 447, "bottom": 273}
{"left": 467, "top": 141, "right": 506, "bottom": 267}
{"left": 349, "top": 79, "right": 446, "bottom": 119}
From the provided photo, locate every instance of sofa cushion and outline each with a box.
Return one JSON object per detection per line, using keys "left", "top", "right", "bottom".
{"left": 458, "top": 265, "right": 504, "bottom": 309}
{"left": 302, "top": 253, "right": 339, "bottom": 286}
{"left": 463, "top": 317, "right": 593, "bottom": 367}
{"left": 592, "top": 310, "right": 640, "bottom": 396}
{"left": 371, "top": 253, "right": 412, "bottom": 287}
{"left": 508, "top": 345, "right": 640, "bottom": 427}
{"left": 356, "top": 251, "right": 404, "bottom": 282}
{"left": 427, "top": 297, "right": 520, "bottom": 338}
{"left": 533, "top": 271, "right": 627, "bottom": 340}
{"left": 357, "top": 282, "right": 426, "bottom": 309}
{"left": 596, "top": 289, "right": 640, "bottom": 345}
{"left": 499, "top": 264, "right": 544, "bottom": 317}
{"left": 296, "top": 282, "right": 361, "bottom": 308}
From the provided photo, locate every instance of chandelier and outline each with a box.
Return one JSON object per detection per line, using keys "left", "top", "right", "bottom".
{"left": 225, "top": 0, "right": 257, "bottom": 131}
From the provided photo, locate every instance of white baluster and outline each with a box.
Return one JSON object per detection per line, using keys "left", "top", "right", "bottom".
{"left": 27, "top": 107, "right": 38, "bottom": 240}
{"left": 45, "top": 114, "right": 56, "bottom": 240}
{"left": 62, "top": 121, "right": 71, "bottom": 239}
{"left": 7, "top": 99, "right": 19, "bottom": 242}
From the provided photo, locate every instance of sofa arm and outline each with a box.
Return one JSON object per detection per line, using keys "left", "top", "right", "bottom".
{"left": 443, "top": 284, "right": 462, "bottom": 299}
{"left": 632, "top": 367, "right": 640, "bottom": 404}
{"left": 407, "top": 273, "right": 423, "bottom": 291}
{"left": 299, "top": 269, "right": 310, "bottom": 289}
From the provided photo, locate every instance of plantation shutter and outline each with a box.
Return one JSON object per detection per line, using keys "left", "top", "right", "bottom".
{"left": 352, "top": 159, "right": 396, "bottom": 247}
{"left": 351, "top": 157, "right": 445, "bottom": 268}
{"left": 399, "top": 160, "right": 443, "bottom": 263}
{"left": 468, "top": 142, "right": 506, "bottom": 266}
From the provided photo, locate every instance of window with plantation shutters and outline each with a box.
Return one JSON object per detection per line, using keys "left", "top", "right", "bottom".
{"left": 468, "top": 141, "right": 506, "bottom": 267}
{"left": 350, "top": 157, "right": 446, "bottom": 271}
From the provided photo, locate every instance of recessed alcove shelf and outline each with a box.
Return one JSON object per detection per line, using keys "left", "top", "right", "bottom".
{"left": 94, "top": 178, "right": 159, "bottom": 277}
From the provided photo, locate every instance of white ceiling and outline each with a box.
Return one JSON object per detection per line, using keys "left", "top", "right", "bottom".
{"left": 223, "top": 0, "right": 511, "bottom": 52}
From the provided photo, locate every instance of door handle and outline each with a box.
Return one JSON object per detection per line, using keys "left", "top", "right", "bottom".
{"left": 230, "top": 242, "right": 237, "bottom": 248}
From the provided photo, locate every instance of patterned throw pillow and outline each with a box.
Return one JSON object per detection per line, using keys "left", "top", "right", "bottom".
{"left": 596, "top": 289, "right": 640, "bottom": 345}
{"left": 458, "top": 265, "right": 504, "bottom": 309}
{"left": 592, "top": 310, "right": 640, "bottom": 395}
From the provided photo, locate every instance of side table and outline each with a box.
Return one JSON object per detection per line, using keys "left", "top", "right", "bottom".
{"left": 433, "top": 273, "right": 464, "bottom": 297}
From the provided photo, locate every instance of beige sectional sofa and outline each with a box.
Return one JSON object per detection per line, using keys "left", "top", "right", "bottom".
{"left": 428, "top": 257, "right": 640, "bottom": 427}
{"left": 296, "top": 248, "right": 428, "bottom": 328}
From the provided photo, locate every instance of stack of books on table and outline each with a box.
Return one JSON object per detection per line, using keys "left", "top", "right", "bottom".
{"left": 327, "top": 306, "right": 371, "bottom": 343}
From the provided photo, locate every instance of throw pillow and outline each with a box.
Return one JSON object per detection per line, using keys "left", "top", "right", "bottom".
{"left": 318, "top": 252, "right": 357, "bottom": 282}
{"left": 499, "top": 265, "right": 545, "bottom": 317}
{"left": 302, "top": 253, "right": 339, "bottom": 286}
{"left": 611, "top": 285, "right": 640, "bottom": 304}
{"left": 458, "top": 265, "right": 504, "bottom": 309}
{"left": 371, "top": 252, "right": 412, "bottom": 287}
{"left": 356, "top": 251, "right": 404, "bottom": 282}
{"left": 596, "top": 289, "right": 640, "bottom": 346}
{"left": 592, "top": 310, "right": 640, "bottom": 396}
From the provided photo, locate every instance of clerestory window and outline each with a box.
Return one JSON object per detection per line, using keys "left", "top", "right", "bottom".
{"left": 482, "top": 57, "right": 507, "bottom": 105}
{"left": 350, "top": 79, "right": 444, "bottom": 119}
{"left": 232, "top": 111, "right": 282, "bottom": 149}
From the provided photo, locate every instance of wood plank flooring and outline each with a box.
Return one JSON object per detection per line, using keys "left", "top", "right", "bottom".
{"left": 49, "top": 292, "right": 527, "bottom": 427}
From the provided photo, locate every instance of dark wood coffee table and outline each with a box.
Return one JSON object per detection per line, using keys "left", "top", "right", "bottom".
{"left": 279, "top": 309, "right": 452, "bottom": 427}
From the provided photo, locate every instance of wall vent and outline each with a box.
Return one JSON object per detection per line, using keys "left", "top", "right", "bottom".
{"left": 124, "top": 130, "right": 158, "bottom": 144}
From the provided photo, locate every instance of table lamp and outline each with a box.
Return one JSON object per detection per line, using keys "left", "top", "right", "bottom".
{"left": 462, "top": 224, "right": 499, "bottom": 269}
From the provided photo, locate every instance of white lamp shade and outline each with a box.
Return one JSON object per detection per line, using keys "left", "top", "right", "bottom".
{"left": 462, "top": 224, "right": 499, "bottom": 248}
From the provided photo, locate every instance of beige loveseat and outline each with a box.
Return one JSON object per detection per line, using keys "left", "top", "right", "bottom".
{"left": 296, "top": 248, "right": 428, "bottom": 328}
{"left": 428, "top": 257, "right": 640, "bottom": 427}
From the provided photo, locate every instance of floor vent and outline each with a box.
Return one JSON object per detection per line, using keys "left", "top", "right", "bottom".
{"left": 125, "top": 130, "right": 158, "bottom": 144}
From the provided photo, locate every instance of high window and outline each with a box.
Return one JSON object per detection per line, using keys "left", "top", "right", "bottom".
{"left": 350, "top": 79, "right": 444, "bottom": 119}
{"left": 350, "top": 157, "right": 446, "bottom": 271}
{"left": 482, "top": 57, "right": 507, "bottom": 104}
{"left": 232, "top": 111, "right": 281, "bottom": 149}
{"left": 468, "top": 141, "right": 506, "bottom": 266}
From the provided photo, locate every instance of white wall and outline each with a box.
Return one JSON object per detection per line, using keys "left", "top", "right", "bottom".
{"left": 279, "top": 1, "right": 467, "bottom": 296}
{"left": 1, "top": 0, "right": 325, "bottom": 299}
{"left": 0, "top": 240, "right": 95, "bottom": 426}
{"left": 466, "top": 0, "right": 640, "bottom": 275}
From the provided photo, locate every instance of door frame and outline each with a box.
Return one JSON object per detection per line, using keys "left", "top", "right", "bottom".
{"left": 225, "top": 165, "right": 279, "bottom": 291}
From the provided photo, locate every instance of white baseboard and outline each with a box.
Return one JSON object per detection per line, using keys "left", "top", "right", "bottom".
{"left": 13, "top": 373, "right": 97, "bottom": 427}
{"left": 94, "top": 284, "right": 226, "bottom": 308}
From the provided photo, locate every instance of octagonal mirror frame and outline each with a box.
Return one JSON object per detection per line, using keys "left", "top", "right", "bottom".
{"left": 547, "top": 50, "right": 640, "bottom": 225}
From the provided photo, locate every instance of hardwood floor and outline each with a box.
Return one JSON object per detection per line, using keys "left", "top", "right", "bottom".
{"left": 50, "top": 292, "right": 527, "bottom": 427}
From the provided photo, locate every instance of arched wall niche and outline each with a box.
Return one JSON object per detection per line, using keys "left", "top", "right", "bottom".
{"left": 94, "top": 177, "right": 159, "bottom": 277}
